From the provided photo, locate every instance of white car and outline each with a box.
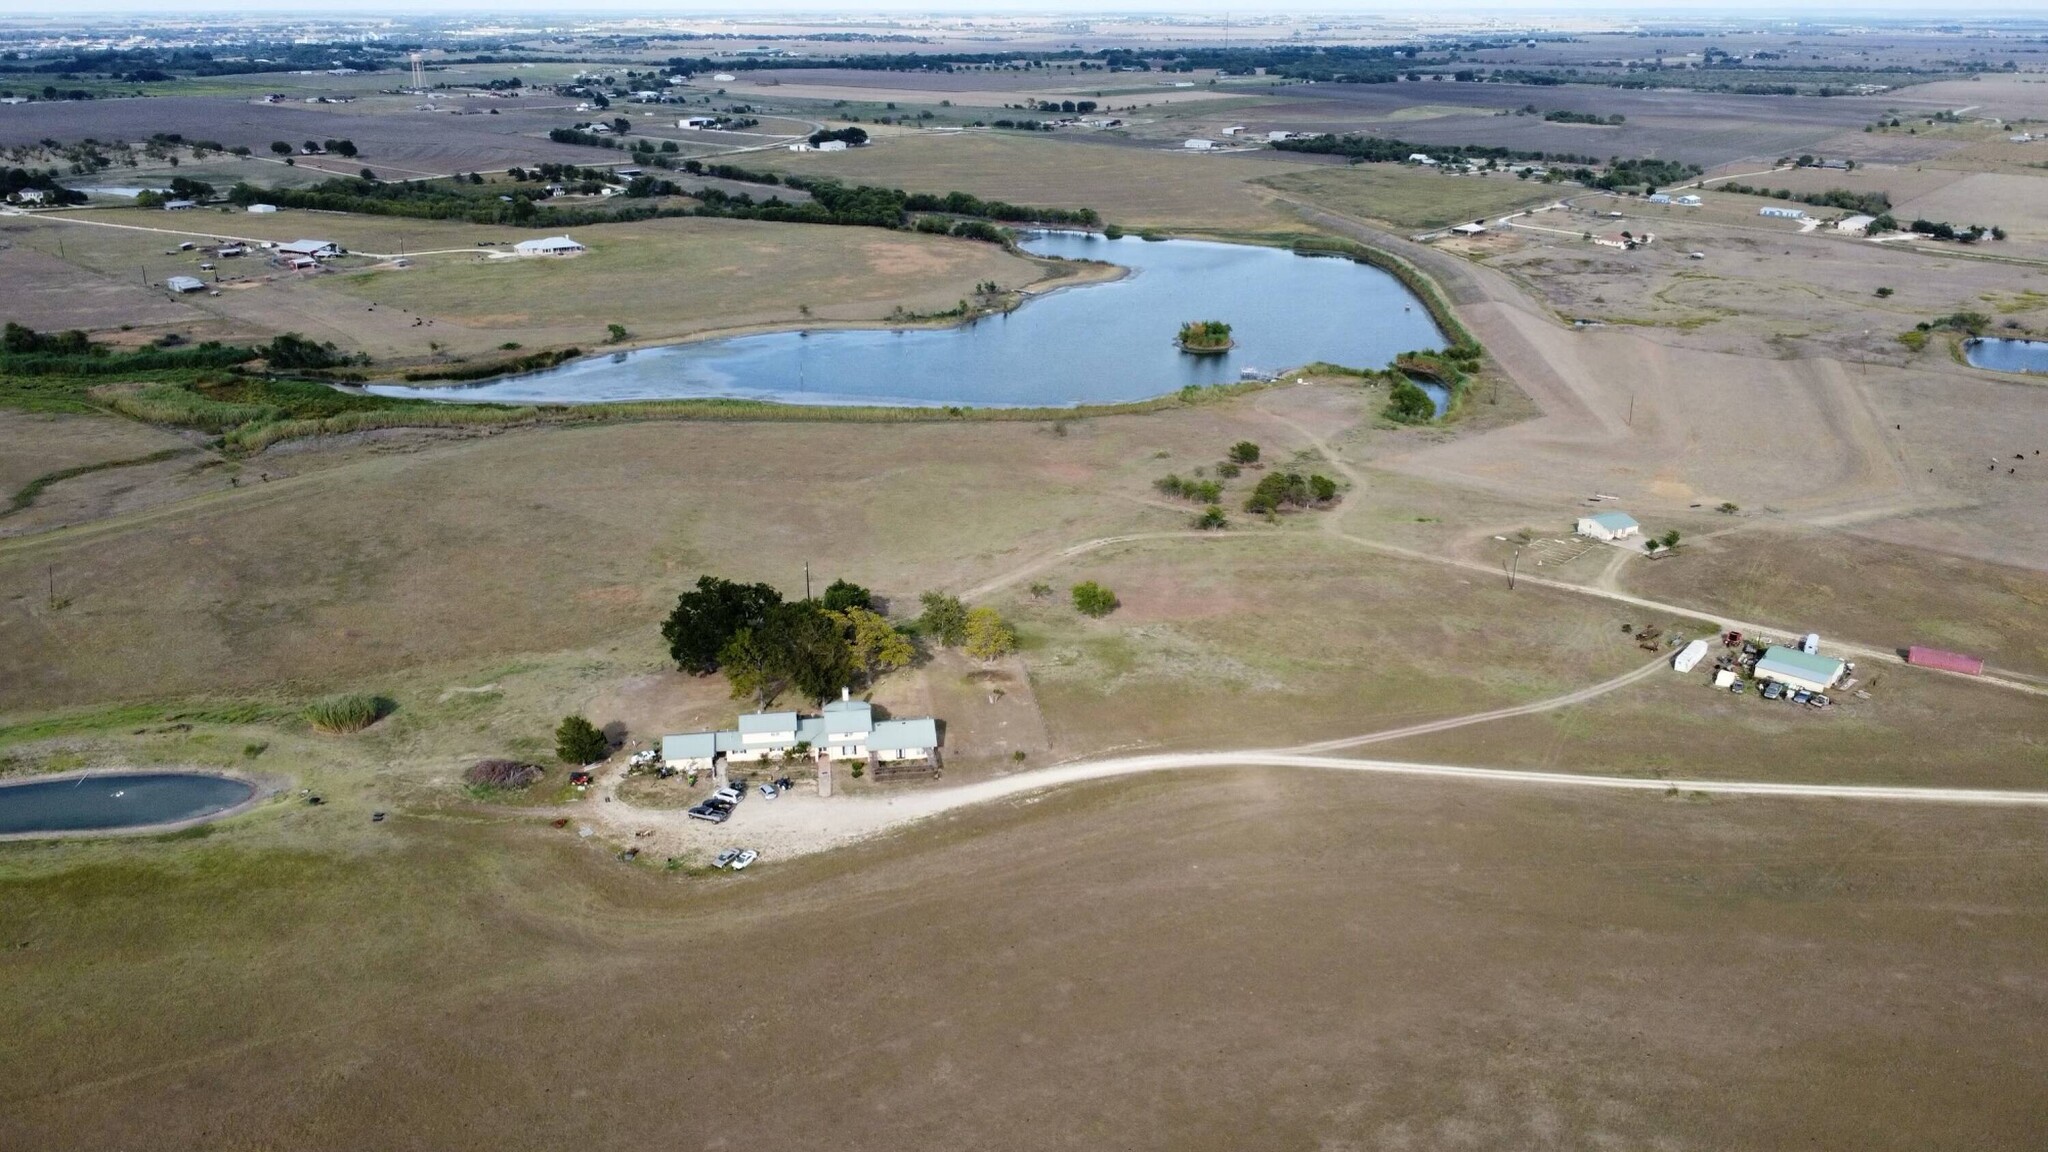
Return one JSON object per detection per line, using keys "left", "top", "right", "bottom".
{"left": 730, "top": 849, "right": 759, "bottom": 871}
{"left": 711, "top": 786, "right": 744, "bottom": 806}
{"left": 759, "top": 783, "right": 779, "bottom": 799}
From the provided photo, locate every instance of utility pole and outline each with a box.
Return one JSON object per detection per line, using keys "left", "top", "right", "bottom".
{"left": 1627, "top": 391, "right": 1635, "bottom": 427}
{"left": 804, "top": 561, "right": 811, "bottom": 601}
{"left": 1507, "top": 546, "right": 1522, "bottom": 590}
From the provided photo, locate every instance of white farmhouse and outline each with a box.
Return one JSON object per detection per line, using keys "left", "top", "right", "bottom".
{"left": 513, "top": 236, "right": 586, "bottom": 256}
{"left": 663, "top": 690, "right": 940, "bottom": 772}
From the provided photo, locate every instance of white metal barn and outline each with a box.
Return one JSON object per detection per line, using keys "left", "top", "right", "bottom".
{"left": 1575, "top": 511, "right": 1641, "bottom": 541}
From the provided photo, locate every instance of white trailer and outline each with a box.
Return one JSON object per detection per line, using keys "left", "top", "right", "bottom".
{"left": 1673, "top": 638, "right": 1709, "bottom": 673}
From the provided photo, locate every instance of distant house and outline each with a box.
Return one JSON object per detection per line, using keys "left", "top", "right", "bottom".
{"left": 1759, "top": 206, "right": 1806, "bottom": 219}
{"left": 817, "top": 139, "right": 848, "bottom": 152}
{"left": 786, "top": 142, "right": 814, "bottom": 152}
{"left": 1576, "top": 511, "right": 1640, "bottom": 541}
{"left": 276, "top": 239, "right": 341, "bottom": 259}
{"left": 10, "top": 188, "right": 46, "bottom": 204}
{"left": 1753, "top": 645, "right": 1846, "bottom": 694}
{"left": 513, "top": 235, "right": 586, "bottom": 256}
{"left": 164, "top": 275, "right": 207, "bottom": 294}
{"left": 612, "top": 167, "right": 643, "bottom": 178}
{"left": 678, "top": 116, "right": 720, "bottom": 129}
{"left": 663, "top": 690, "right": 939, "bottom": 772}
{"left": 246, "top": 203, "right": 279, "bottom": 214}
{"left": 1407, "top": 152, "right": 1436, "bottom": 165}
{"left": 162, "top": 199, "right": 197, "bottom": 210}
{"left": 1183, "top": 138, "right": 1216, "bottom": 151}
{"left": 1647, "top": 193, "right": 1672, "bottom": 204}
{"left": 1675, "top": 194, "right": 1702, "bottom": 207}
{"left": 712, "top": 73, "right": 737, "bottom": 82}
{"left": 1837, "top": 214, "right": 1876, "bottom": 233}
{"left": 1450, "top": 222, "right": 1487, "bottom": 236}
{"left": 1221, "top": 125, "right": 1245, "bottom": 136}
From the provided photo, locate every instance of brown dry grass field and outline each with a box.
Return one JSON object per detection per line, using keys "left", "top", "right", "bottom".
{"left": 4, "top": 771, "right": 2046, "bottom": 1150}
{"left": 758, "top": 130, "right": 1302, "bottom": 231}
{"left": 4, "top": 210, "right": 1051, "bottom": 363}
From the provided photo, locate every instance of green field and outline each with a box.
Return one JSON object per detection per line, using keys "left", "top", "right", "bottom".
{"left": 1256, "top": 165, "right": 1560, "bottom": 230}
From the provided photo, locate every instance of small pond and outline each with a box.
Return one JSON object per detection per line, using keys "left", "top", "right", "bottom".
{"left": 0, "top": 773, "right": 256, "bottom": 836}
{"left": 1964, "top": 337, "right": 2048, "bottom": 376}
{"left": 366, "top": 233, "right": 1449, "bottom": 412}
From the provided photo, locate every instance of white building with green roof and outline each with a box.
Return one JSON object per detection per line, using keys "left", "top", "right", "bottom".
{"left": 1575, "top": 511, "right": 1641, "bottom": 541}
{"left": 1753, "top": 645, "right": 1845, "bottom": 694}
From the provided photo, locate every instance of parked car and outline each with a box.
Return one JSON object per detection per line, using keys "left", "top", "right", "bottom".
{"left": 772, "top": 776, "right": 795, "bottom": 791}
{"left": 687, "top": 803, "right": 730, "bottom": 824}
{"left": 759, "top": 783, "right": 779, "bottom": 799}
{"left": 1761, "top": 682, "right": 1783, "bottom": 700}
{"left": 712, "top": 786, "right": 744, "bottom": 806}
{"left": 1792, "top": 689, "right": 1812, "bottom": 705}
{"left": 1809, "top": 694, "right": 1831, "bottom": 709}
{"left": 1730, "top": 680, "right": 1745, "bottom": 694}
{"left": 712, "top": 848, "right": 740, "bottom": 869}
{"left": 730, "top": 849, "right": 759, "bottom": 871}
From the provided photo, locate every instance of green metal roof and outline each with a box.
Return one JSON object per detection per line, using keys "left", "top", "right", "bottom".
{"left": 1755, "top": 645, "right": 1844, "bottom": 683}
{"left": 1589, "top": 511, "right": 1639, "bottom": 531}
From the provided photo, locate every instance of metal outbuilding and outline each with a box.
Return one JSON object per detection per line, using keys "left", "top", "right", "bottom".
{"left": 1753, "top": 645, "right": 1846, "bottom": 693}
{"left": 1672, "top": 638, "right": 1709, "bottom": 673}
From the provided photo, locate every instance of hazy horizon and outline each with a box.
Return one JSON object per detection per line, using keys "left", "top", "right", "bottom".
{"left": 3, "top": 3, "right": 2046, "bottom": 21}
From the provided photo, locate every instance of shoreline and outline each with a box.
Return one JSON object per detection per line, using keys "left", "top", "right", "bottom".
{"left": 366, "top": 250, "right": 1131, "bottom": 393}
{"left": 0, "top": 767, "right": 282, "bottom": 842}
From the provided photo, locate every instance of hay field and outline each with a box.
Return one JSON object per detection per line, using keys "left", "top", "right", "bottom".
{"left": 4, "top": 771, "right": 2046, "bottom": 1150}
{"left": 4, "top": 211, "right": 1047, "bottom": 360}
{"left": 330, "top": 216, "right": 1042, "bottom": 340}
{"left": 1257, "top": 165, "right": 1559, "bottom": 230}
{"left": 1894, "top": 171, "right": 2048, "bottom": 240}
{"left": 0, "top": 397, "right": 1304, "bottom": 710}
{"left": 757, "top": 131, "right": 1299, "bottom": 231}
{"left": 1622, "top": 528, "right": 2048, "bottom": 679}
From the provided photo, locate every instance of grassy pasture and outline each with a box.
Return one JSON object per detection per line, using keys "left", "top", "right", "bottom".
{"left": 331, "top": 215, "right": 1042, "bottom": 338}
{"left": 755, "top": 131, "right": 1298, "bottom": 231}
{"left": 1256, "top": 165, "right": 1560, "bottom": 231}
{"left": 4, "top": 771, "right": 2046, "bottom": 1150}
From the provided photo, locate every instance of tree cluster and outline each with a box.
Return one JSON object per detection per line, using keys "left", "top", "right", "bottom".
{"left": 1245, "top": 471, "right": 1339, "bottom": 514}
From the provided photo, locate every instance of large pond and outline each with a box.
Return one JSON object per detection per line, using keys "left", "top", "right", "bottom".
{"left": 366, "top": 233, "right": 1449, "bottom": 411}
{"left": 1964, "top": 337, "right": 2048, "bottom": 376}
{"left": 0, "top": 773, "right": 256, "bottom": 836}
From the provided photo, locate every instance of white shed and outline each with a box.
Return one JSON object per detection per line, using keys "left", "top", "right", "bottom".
{"left": 1575, "top": 511, "right": 1640, "bottom": 541}
{"left": 1672, "top": 638, "right": 1709, "bottom": 673}
{"left": 165, "top": 275, "right": 207, "bottom": 294}
{"left": 1183, "top": 139, "right": 1216, "bottom": 151}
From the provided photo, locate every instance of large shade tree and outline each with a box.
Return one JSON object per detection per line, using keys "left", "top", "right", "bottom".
{"left": 662, "top": 576, "right": 782, "bottom": 674}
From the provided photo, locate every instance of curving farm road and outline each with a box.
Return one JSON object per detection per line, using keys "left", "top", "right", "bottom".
{"left": 583, "top": 652, "right": 2048, "bottom": 866}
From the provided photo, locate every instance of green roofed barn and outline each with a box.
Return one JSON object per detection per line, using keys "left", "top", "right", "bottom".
{"left": 1575, "top": 511, "right": 1640, "bottom": 541}
{"left": 1753, "top": 645, "right": 1846, "bottom": 694}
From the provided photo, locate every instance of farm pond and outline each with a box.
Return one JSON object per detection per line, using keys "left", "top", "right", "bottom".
{"left": 0, "top": 772, "right": 257, "bottom": 836}
{"left": 1964, "top": 337, "right": 2048, "bottom": 376}
{"left": 366, "top": 233, "right": 1450, "bottom": 411}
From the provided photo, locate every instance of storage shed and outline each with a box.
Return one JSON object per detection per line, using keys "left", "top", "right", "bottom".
{"left": 1575, "top": 511, "right": 1640, "bottom": 541}
{"left": 1753, "top": 645, "right": 1845, "bottom": 693}
{"left": 1672, "top": 638, "right": 1709, "bottom": 673}
{"left": 165, "top": 275, "right": 206, "bottom": 294}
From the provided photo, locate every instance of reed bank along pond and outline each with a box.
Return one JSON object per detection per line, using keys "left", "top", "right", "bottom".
{"left": 368, "top": 234, "right": 1451, "bottom": 411}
